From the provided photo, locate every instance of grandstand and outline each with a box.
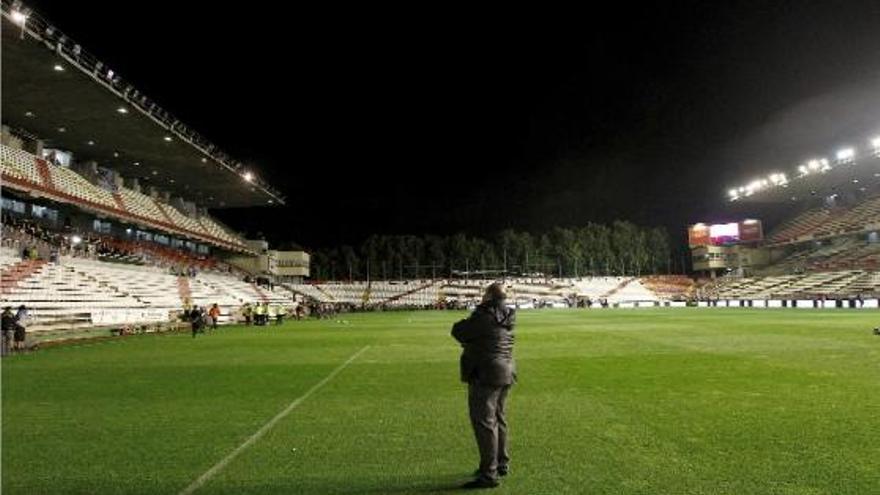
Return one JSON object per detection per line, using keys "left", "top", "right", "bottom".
{"left": 0, "top": 1, "right": 310, "bottom": 340}
{"left": 696, "top": 131, "right": 880, "bottom": 301}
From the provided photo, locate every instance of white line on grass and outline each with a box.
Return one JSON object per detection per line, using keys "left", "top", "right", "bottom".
{"left": 177, "top": 345, "right": 371, "bottom": 495}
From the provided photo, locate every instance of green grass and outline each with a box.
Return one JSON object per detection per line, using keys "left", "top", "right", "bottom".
{"left": 3, "top": 309, "right": 879, "bottom": 494}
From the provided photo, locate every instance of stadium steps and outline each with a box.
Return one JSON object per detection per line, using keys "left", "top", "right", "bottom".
{"left": 111, "top": 192, "right": 129, "bottom": 213}
{"left": 312, "top": 284, "right": 336, "bottom": 301}
{"left": 253, "top": 284, "right": 270, "bottom": 303}
{"left": 1, "top": 259, "right": 47, "bottom": 295}
{"left": 384, "top": 280, "right": 438, "bottom": 305}
{"left": 600, "top": 277, "right": 636, "bottom": 299}
{"left": 177, "top": 277, "right": 193, "bottom": 305}
{"left": 34, "top": 158, "right": 55, "bottom": 189}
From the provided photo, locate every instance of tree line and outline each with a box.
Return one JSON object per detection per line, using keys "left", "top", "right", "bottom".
{"left": 308, "top": 221, "right": 676, "bottom": 281}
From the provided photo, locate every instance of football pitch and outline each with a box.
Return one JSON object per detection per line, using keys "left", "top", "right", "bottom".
{"left": 3, "top": 309, "right": 878, "bottom": 494}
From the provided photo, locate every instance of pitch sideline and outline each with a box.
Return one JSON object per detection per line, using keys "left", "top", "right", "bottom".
{"left": 177, "top": 345, "right": 372, "bottom": 495}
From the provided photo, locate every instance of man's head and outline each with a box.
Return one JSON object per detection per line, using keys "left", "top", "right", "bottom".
{"left": 482, "top": 282, "right": 506, "bottom": 305}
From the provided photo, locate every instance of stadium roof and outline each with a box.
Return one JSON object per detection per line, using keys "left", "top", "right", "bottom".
{"left": 0, "top": 1, "right": 284, "bottom": 208}
{"left": 730, "top": 142, "right": 880, "bottom": 204}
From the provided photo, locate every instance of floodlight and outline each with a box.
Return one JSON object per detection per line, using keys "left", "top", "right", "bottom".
{"left": 71, "top": 235, "right": 82, "bottom": 245}
{"left": 163, "top": 136, "right": 172, "bottom": 142}
{"left": 871, "top": 136, "right": 880, "bottom": 150}
{"left": 798, "top": 165, "right": 808, "bottom": 175}
{"left": 10, "top": 10, "right": 27, "bottom": 25}
{"left": 117, "top": 107, "right": 128, "bottom": 114}
{"left": 728, "top": 189, "right": 738, "bottom": 198}
{"left": 807, "top": 159, "right": 821, "bottom": 170}
{"left": 243, "top": 171, "right": 254, "bottom": 182}
{"left": 53, "top": 64, "right": 64, "bottom": 72}
{"left": 835, "top": 148, "right": 855, "bottom": 161}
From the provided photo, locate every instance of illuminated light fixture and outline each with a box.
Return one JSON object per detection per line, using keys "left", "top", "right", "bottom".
{"left": 133, "top": 161, "right": 140, "bottom": 166}
{"left": 200, "top": 158, "right": 207, "bottom": 163}
{"left": 163, "top": 136, "right": 172, "bottom": 142}
{"left": 852, "top": 179, "right": 859, "bottom": 183}
{"left": 70, "top": 235, "right": 82, "bottom": 245}
{"left": 798, "top": 165, "right": 809, "bottom": 175}
{"left": 152, "top": 170, "right": 158, "bottom": 175}
{"left": 807, "top": 159, "right": 821, "bottom": 171}
{"left": 728, "top": 189, "right": 738, "bottom": 198}
{"left": 112, "top": 152, "right": 119, "bottom": 158}
{"left": 835, "top": 147, "right": 855, "bottom": 161}
{"left": 125, "top": 228, "right": 132, "bottom": 234}
{"left": 24, "top": 111, "right": 34, "bottom": 117}
{"left": 87, "top": 140, "right": 95, "bottom": 146}
{"left": 57, "top": 127, "right": 66, "bottom": 133}
{"left": 819, "top": 158, "right": 831, "bottom": 171}
{"left": 267, "top": 199, "right": 274, "bottom": 204}
{"left": 53, "top": 64, "right": 65, "bottom": 72}
{"left": 242, "top": 171, "right": 254, "bottom": 182}
{"left": 871, "top": 136, "right": 880, "bottom": 150}
{"left": 117, "top": 107, "right": 128, "bottom": 114}
{"left": 169, "top": 179, "right": 175, "bottom": 183}
{"left": 10, "top": 10, "right": 28, "bottom": 25}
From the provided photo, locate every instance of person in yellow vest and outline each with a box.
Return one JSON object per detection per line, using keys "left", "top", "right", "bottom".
{"left": 266, "top": 303, "right": 277, "bottom": 325}
{"left": 254, "top": 302, "right": 266, "bottom": 326}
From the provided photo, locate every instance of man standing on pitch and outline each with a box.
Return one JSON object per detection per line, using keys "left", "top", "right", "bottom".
{"left": 452, "top": 282, "right": 516, "bottom": 489}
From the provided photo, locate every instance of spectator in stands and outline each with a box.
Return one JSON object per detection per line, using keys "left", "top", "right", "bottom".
{"left": 451, "top": 283, "right": 516, "bottom": 489}
{"left": 208, "top": 304, "right": 221, "bottom": 330}
{"left": 14, "top": 305, "right": 29, "bottom": 352}
{"left": 2, "top": 307, "right": 15, "bottom": 355}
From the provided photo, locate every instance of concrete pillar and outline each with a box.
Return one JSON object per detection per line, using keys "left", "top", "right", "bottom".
{"left": 34, "top": 139, "right": 44, "bottom": 157}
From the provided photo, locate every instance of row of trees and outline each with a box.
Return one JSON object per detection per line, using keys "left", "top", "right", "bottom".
{"left": 309, "top": 221, "right": 676, "bottom": 281}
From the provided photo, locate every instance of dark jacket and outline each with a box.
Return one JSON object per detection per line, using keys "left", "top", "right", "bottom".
{"left": 451, "top": 302, "right": 516, "bottom": 386}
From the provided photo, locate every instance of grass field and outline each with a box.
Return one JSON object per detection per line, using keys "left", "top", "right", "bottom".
{"left": 3, "top": 309, "right": 879, "bottom": 494}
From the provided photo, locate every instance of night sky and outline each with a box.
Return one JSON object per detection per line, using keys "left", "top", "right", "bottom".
{"left": 23, "top": 1, "right": 880, "bottom": 249}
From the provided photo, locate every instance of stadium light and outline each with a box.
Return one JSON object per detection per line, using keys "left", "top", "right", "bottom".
{"left": 242, "top": 171, "right": 254, "bottom": 182}
{"left": 53, "top": 64, "right": 65, "bottom": 72}
{"left": 10, "top": 9, "right": 27, "bottom": 25}
{"left": 835, "top": 147, "right": 855, "bottom": 161}
{"left": 87, "top": 140, "right": 95, "bottom": 146}
{"left": 70, "top": 235, "right": 82, "bottom": 245}
{"left": 117, "top": 107, "right": 128, "bottom": 114}
{"left": 798, "top": 164, "right": 808, "bottom": 176}
{"left": 163, "top": 136, "right": 173, "bottom": 142}
{"left": 871, "top": 136, "right": 880, "bottom": 150}
{"left": 728, "top": 189, "right": 738, "bottom": 198}
{"left": 807, "top": 159, "right": 821, "bottom": 171}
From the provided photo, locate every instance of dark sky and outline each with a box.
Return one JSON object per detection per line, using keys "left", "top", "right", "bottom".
{"left": 24, "top": 1, "right": 880, "bottom": 249}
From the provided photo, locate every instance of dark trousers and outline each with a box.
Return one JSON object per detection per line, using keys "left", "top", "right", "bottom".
{"left": 468, "top": 382, "right": 511, "bottom": 480}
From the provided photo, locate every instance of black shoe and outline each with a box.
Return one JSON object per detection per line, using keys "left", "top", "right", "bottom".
{"left": 473, "top": 466, "right": 508, "bottom": 477}
{"left": 462, "top": 477, "right": 499, "bottom": 489}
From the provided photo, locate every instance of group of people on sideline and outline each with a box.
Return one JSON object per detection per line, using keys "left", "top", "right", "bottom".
{"left": 1, "top": 305, "right": 29, "bottom": 354}
{"left": 240, "top": 302, "right": 299, "bottom": 325}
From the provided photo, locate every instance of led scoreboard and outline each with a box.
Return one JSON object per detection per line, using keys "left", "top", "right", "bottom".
{"left": 688, "top": 219, "right": 763, "bottom": 246}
